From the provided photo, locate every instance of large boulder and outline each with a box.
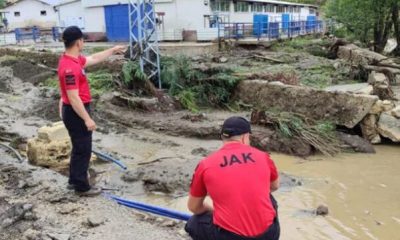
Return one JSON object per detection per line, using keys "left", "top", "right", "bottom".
{"left": 27, "top": 122, "right": 71, "bottom": 170}
{"left": 325, "top": 83, "right": 373, "bottom": 95}
{"left": 377, "top": 113, "right": 400, "bottom": 142}
{"left": 337, "top": 44, "right": 394, "bottom": 65}
{"left": 235, "top": 80, "right": 378, "bottom": 128}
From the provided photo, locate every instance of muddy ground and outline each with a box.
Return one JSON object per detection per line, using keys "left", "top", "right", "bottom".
{"left": 1, "top": 38, "right": 398, "bottom": 239}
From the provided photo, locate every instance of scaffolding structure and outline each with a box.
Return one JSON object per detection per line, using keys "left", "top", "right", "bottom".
{"left": 128, "top": 0, "right": 162, "bottom": 88}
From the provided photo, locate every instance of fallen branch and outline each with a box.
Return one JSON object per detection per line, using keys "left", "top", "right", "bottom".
{"left": 252, "top": 54, "right": 285, "bottom": 64}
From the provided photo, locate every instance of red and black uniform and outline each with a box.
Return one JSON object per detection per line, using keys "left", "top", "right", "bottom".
{"left": 186, "top": 142, "right": 280, "bottom": 240}
{"left": 58, "top": 54, "right": 92, "bottom": 192}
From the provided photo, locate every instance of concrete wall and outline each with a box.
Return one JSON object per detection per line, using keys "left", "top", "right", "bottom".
{"left": 3, "top": 0, "right": 58, "bottom": 29}
{"left": 57, "top": 2, "right": 105, "bottom": 33}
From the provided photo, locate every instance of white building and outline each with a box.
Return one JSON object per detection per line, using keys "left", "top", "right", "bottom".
{"left": 1, "top": 0, "right": 61, "bottom": 29}
{"left": 56, "top": 0, "right": 319, "bottom": 42}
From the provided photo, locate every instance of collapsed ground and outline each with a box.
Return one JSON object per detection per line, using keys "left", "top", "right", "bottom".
{"left": 0, "top": 35, "right": 399, "bottom": 239}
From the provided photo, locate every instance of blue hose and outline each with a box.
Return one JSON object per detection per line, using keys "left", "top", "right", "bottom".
{"left": 92, "top": 150, "right": 128, "bottom": 170}
{"left": 108, "top": 194, "right": 192, "bottom": 221}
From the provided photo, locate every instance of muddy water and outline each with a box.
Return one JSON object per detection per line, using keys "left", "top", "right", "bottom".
{"left": 123, "top": 143, "right": 400, "bottom": 240}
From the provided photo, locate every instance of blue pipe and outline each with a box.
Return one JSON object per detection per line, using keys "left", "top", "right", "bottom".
{"left": 92, "top": 150, "right": 128, "bottom": 170}
{"left": 108, "top": 194, "right": 192, "bottom": 221}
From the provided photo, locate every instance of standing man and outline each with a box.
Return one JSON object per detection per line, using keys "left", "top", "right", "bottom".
{"left": 58, "top": 26, "right": 125, "bottom": 196}
{"left": 185, "top": 116, "right": 280, "bottom": 240}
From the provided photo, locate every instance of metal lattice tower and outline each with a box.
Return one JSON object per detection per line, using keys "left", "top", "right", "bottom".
{"left": 128, "top": 0, "right": 161, "bottom": 88}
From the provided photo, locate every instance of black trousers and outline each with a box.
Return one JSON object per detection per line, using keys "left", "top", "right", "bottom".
{"left": 62, "top": 104, "right": 92, "bottom": 192}
{"left": 185, "top": 195, "right": 280, "bottom": 240}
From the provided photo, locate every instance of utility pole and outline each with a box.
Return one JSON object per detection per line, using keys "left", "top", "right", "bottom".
{"left": 128, "top": 0, "right": 162, "bottom": 89}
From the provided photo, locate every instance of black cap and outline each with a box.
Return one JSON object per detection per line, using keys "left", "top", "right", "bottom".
{"left": 221, "top": 116, "right": 252, "bottom": 138}
{"left": 62, "top": 26, "right": 83, "bottom": 45}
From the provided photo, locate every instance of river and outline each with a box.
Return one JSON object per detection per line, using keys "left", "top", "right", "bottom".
{"left": 131, "top": 144, "right": 400, "bottom": 240}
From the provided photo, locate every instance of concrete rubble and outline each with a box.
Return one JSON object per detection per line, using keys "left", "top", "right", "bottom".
{"left": 27, "top": 122, "right": 71, "bottom": 170}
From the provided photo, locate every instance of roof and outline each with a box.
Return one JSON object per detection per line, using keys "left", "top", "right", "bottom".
{"left": 4, "top": 0, "right": 63, "bottom": 7}
{"left": 241, "top": 0, "right": 318, "bottom": 8}
{"left": 54, "top": 0, "right": 79, "bottom": 7}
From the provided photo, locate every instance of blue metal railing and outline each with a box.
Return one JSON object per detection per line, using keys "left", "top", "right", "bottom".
{"left": 218, "top": 20, "right": 325, "bottom": 41}
{"left": 15, "top": 26, "right": 61, "bottom": 43}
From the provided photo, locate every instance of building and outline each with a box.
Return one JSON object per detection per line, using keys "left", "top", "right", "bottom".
{"left": 56, "top": 0, "right": 319, "bottom": 42}
{"left": 1, "top": 0, "right": 61, "bottom": 29}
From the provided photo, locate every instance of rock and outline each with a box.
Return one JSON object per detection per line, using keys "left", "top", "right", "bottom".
{"left": 121, "top": 170, "right": 143, "bottom": 183}
{"left": 368, "top": 72, "right": 387, "bottom": 85}
{"left": 37, "top": 122, "right": 69, "bottom": 142}
{"left": 46, "top": 233, "right": 70, "bottom": 240}
{"left": 27, "top": 123, "right": 96, "bottom": 170}
{"left": 160, "top": 220, "right": 177, "bottom": 228}
{"left": 378, "top": 113, "right": 400, "bottom": 142}
{"left": 384, "top": 38, "right": 397, "bottom": 54}
{"left": 86, "top": 216, "right": 104, "bottom": 228}
{"left": 360, "top": 114, "right": 381, "bottom": 144}
{"left": 219, "top": 57, "right": 228, "bottom": 63}
{"left": 338, "top": 44, "right": 394, "bottom": 66}
{"left": 369, "top": 100, "right": 395, "bottom": 114}
{"left": 235, "top": 80, "right": 378, "bottom": 128}
{"left": 191, "top": 147, "right": 211, "bottom": 157}
{"left": 337, "top": 132, "right": 376, "bottom": 153}
{"left": 316, "top": 205, "right": 329, "bottom": 216}
{"left": 212, "top": 56, "right": 228, "bottom": 63}
{"left": 325, "top": 83, "right": 373, "bottom": 95}
{"left": 391, "top": 106, "right": 400, "bottom": 118}
{"left": 27, "top": 137, "right": 71, "bottom": 169}
{"left": 23, "top": 229, "right": 41, "bottom": 240}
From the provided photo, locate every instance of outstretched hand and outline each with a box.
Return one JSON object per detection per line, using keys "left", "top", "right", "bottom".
{"left": 112, "top": 45, "right": 128, "bottom": 55}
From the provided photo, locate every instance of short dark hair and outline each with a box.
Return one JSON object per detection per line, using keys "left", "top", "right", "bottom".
{"left": 62, "top": 26, "right": 83, "bottom": 49}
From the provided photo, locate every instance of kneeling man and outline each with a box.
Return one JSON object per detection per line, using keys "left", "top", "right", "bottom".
{"left": 185, "top": 116, "right": 280, "bottom": 240}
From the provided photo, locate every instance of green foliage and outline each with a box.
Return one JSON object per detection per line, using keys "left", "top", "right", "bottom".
{"left": 325, "top": 0, "right": 400, "bottom": 51}
{"left": 177, "top": 89, "right": 199, "bottom": 112}
{"left": 43, "top": 77, "right": 58, "bottom": 88}
{"left": 42, "top": 71, "right": 114, "bottom": 98}
{"left": 122, "top": 60, "right": 147, "bottom": 85}
{"left": 87, "top": 71, "right": 114, "bottom": 97}
{"left": 160, "top": 56, "right": 242, "bottom": 110}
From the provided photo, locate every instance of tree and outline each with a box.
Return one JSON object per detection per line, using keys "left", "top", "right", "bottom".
{"left": 0, "top": 0, "right": 5, "bottom": 8}
{"left": 325, "top": 0, "right": 400, "bottom": 53}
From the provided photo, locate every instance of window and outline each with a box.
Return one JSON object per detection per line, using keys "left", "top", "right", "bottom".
{"left": 40, "top": 10, "right": 47, "bottom": 16}
{"left": 210, "top": 0, "right": 230, "bottom": 12}
{"left": 309, "top": 8, "right": 316, "bottom": 14}
{"left": 288, "top": 6, "right": 294, "bottom": 13}
{"left": 234, "top": 1, "right": 249, "bottom": 12}
{"left": 14, "top": 12, "right": 20, "bottom": 17}
{"left": 276, "top": 5, "right": 286, "bottom": 13}
{"left": 264, "top": 4, "right": 274, "bottom": 13}
{"left": 251, "top": 3, "right": 263, "bottom": 12}
{"left": 294, "top": 6, "right": 301, "bottom": 13}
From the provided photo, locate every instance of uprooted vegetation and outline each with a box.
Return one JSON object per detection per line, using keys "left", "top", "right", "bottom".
{"left": 251, "top": 110, "right": 341, "bottom": 156}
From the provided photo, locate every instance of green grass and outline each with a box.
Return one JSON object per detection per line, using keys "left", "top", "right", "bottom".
{"left": 42, "top": 71, "right": 114, "bottom": 98}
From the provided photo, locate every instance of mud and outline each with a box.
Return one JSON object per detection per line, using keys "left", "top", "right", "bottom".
{"left": 0, "top": 149, "right": 187, "bottom": 240}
